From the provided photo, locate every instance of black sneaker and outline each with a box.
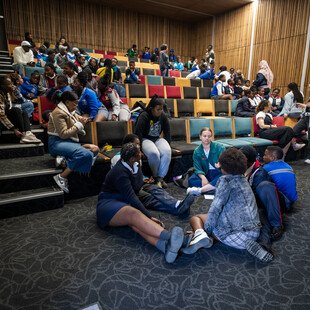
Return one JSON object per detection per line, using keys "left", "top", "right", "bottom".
{"left": 177, "top": 194, "right": 195, "bottom": 216}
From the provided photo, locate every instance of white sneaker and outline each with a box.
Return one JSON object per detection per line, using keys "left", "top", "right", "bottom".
{"left": 55, "top": 156, "right": 66, "bottom": 168}
{"left": 292, "top": 143, "right": 306, "bottom": 151}
{"left": 305, "top": 159, "right": 310, "bottom": 164}
{"left": 186, "top": 187, "right": 202, "bottom": 196}
{"left": 182, "top": 229, "right": 213, "bottom": 254}
{"left": 21, "top": 131, "right": 42, "bottom": 143}
{"left": 53, "top": 174, "right": 69, "bottom": 193}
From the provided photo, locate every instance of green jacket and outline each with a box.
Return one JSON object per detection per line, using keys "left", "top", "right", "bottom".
{"left": 193, "top": 142, "right": 225, "bottom": 176}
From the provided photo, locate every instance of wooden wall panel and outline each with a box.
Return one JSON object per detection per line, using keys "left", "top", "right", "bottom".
{"left": 194, "top": 19, "right": 213, "bottom": 60}
{"left": 251, "top": 0, "right": 310, "bottom": 95}
{"left": 3, "top": 0, "right": 193, "bottom": 58}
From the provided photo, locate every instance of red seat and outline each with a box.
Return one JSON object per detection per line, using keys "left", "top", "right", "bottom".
{"left": 155, "top": 69, "right": 161, "bottom": 76}
{"left": 121, "top": 98, "right": 128, "bottom": 104}
{"left": 169, "top": 70, "right": 181, "bottom": 78}
{"left": 165, "top": 86, "right": 181, "bottom": 98}
{"left": 38, "top": 96, "right": 56, "bottom": 123}
{"left": 273, "top": 116, "right": 285, "bottom": 127}
{"left": 8, "top": 39, "right": 22, "bottom": 44}
{"left": 94, "top": 49, "right": 105, "bottom": 54}
{"left": 103, "top": 54, "right": 114, "bottom": 59}
{"left": 139, "top": 75, "right": 146, "bottom": 84}
{"left": 148, "top": 85, "right": 165, "bottom": 98}
{"left": 106, "top": 51, "right": 117, "bottom": 55}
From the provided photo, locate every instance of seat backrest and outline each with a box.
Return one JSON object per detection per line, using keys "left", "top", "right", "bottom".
{"left": 230, "top": 100, "right": 239, "bottom": 115}
{"left": 78, "top": 122, "right": 94, "bottom": 144}
{"left": 140, "top": 59, "right": 150, "bottom": 63}
{"left": 234, "top": 117, "right": 253, "bottom": 137}
{"left": 163, "top": 77, "right": 175, "bottom": 86}
{"left": 117, "top": 60, "right": 128, "bottom": 67}
{"left": 194, "top": 99, "right": 214, "bottom": 116}
{"left": 38, "top": 96, "right": 56, "bottom": 123}
{"left": 253, "top": 116, "right": 259, "bottom": 136}
{"left": 148, "top": 85, "right": 165, "bottom": 98}
{"left": 189, "top": 118, "right": 211, "bottom": 141}
{"left": 170, "top": 70, "right": 181, "bottom": 78}
{"left": 198, "top": 87, "right": 211, "bottom": 99}
{"left": 147, "top": 75, "right": 162, "bottom": 85}
{"left": 190, "top": 79, "right": 202, "bottom": 87}
{"left": 165, "top": 99, "right": 175, "bottom": 117}
{"left": 176, "top": 99, "right": 194, "bottom": 117}
{"left": 143, "top": 68, "right": 155, "bottom": 76}
{"left": 183, "top": 86, "right": 198, "bottom": 99}
{"left": 202, "top": 80, "right": 214, "bottom": 87}
{"left": 214, "top": 100, "right": 229, "bottom": 115}
{"left": 155, "top": 69, "right": 161, "bottom": 76}
{"left": 176, "top": 78, "right": 190, "bottom": 88}
{"left": 96, "top": 121, "right": 129, "bottom": 147}
{"left": 127, "top": 84, "right": 146, "bottom": 98}
{"left": 213, "top": 118, "right": 233, "bottom": 138}
{"left": 120, "top": 66, "right": 126, "bottom": 73}
{"left": 25, "top": 66, "right": 44, "bottom": 78}
{"left": 166, "top": 86, "right": 181, "bottom": 98}
{"left": 273, "top": 116, "right": 285, "bottom": 127}
{"left": 139, "top": 75, "right": 146, "bottom": 85}
{"left": 106, "top": 51, "right": 117, "bottom": 55}
{"left": 181, "top": 71, "right": 189, "bottom": 78}
{"left": 169, "top": 118, "right": 186, "bottom": 141}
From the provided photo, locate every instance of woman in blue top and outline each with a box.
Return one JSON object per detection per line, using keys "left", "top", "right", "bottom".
{"left": 73, "top": 71, "right": 108, "bottom": 122}
{"left": 187, "top": 127, "right": 225, "bottom": 196}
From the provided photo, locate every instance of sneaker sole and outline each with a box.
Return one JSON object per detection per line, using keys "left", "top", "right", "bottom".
{"left": 165, "top": 227, "right": 184, "bottom": 263}
{"left": 182, "top": 236, "right": 213, "bottom": 255}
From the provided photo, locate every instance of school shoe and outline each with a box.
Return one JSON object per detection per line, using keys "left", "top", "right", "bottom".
{"left": 292, "top": 143, "right": 305, "bottom": 151}
{"left": 176, "top": 194, "right": 195, "bottom": 217}
{"left": 55, "top": 156, "right": 66, "bottom": 168}
{"left": 165, "top": 226, "right": 184, "bottom": 263}
{"left": 20, "top": 131, "right": 41, "bottom": 144}
{"left": 186, "top": 187, "right": 202, "bottom": 196}
{"left": 245, "top": 239, "right": 273, "bottom": 263}
{"left": 305, "top": 159, "right": 310, "bottom": 164}
{"left": 182, "top": 229, "right": 213, "bottom": 255}
{"left": 271, "top": 226, "right": 284, "bottom": 241}
{"left": 53, "top": 174, "right": 69, "bottom": 193}
{"left": 156, "top": 177, "right": 168, "bottom": 189}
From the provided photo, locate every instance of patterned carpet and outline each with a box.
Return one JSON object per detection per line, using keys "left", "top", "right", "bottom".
{"left": 0, "top": 160, "right": 309, "bottom": 310}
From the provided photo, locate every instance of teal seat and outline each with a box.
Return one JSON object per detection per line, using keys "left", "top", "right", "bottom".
{"left": 216, "top": 138, "right": 253, "bottom": 148}
{"left": 213, "top": 118, "right": 233, "bottom": 136}
{"left": 147, "top": 75, "right": 162, "bottom": 85}
{"left": 234, "top": 117, "right": 252, "bottom": 136}
{"left": 237, "top": 137, "right": 274, "bottom": 146}
{"left": 189, "top": 118, "right": 211, "bottom": 142}
{"left": 81, "top": 47, "right": 93, "bottom": 53}
{"left": 230, "top": 100, "right": 239, "bottom": 115}
{"left": 24, "top": 66, "right": 63, "bottom": 78}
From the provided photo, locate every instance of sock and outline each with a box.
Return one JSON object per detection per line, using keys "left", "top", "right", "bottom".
{"left": 245, "top": 239, "right": 273, "bottom": 263}
{"left": 159, "top": 229, "right": 171, "bottom": 241}
{"left": 175, "top": 200, "right": 181, "bottom": 208}
{"left": 155, "top": 239, "right": 167, "bottom": 253}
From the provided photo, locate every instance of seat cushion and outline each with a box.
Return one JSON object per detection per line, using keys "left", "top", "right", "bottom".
{"left": 170, "top": 141, "right": 197, "bottom": 155}
{"left": 237, "top": 137, "right": 274, "bottom": 146}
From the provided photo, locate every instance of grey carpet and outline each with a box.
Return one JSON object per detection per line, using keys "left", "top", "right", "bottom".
{"left": 0, "top": 160, "right": 309, "bottom": 310}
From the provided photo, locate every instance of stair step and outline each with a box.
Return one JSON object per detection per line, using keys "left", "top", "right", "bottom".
{"left": 0, "top": 50, "right": 9, "bottom": 56}
{"left": 0, "top": 186, "right": 64, "bottom": 219}
{"left": 0, "top": 56, "right": 12, "bottom": 61}
{"left": 0, "top": 69, "right": 15, "bottom": 74}
{"left": 0, "top": 128, "right": 45, "bottom": 144}
{"left": 0, "top": 143, "right": 44, "bottom": 159}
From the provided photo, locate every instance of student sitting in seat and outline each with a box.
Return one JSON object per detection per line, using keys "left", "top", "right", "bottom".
{"left": 46, "top": 74, "right": 72, "bottom": 104}
{"left": 268, "top": 88, "right": 285, "bottom": 115}
{"left": 124, "top": 61, "right": 140, "bottom": 84}
{"left": 110, "top": 134, "right": 195, "bottom": 217}
{"left": 97, "top": 75, "right": 131, "bottom": 121}
{"left": 0, "top": 76, "right": 41, "bottom": 144}
{"left": 234, "top": 78, "right": 244, "bottom": 99}
{"left": 142, "top": 47, "right": 151, "bottom": 60}
{"left": 19, "top": 71, "right": 40, "bottom": 101}
{"left": 12, "top": 41, "right": 35, "bottom": 76}
{"left": 9, "top": 73, "right": 34, "bottom": 119}
{"left": 235, "top": 89, "right": 256, "bottom": 117}
{"left": 173, "top": 56, "right": 184, "bottom": 71}
{"left": 253, "top": 86, "right": 265, "bottom": 106}
{"left": 38, "top": 63, "right": 58, "bottom": 95}
{"left": 63, "top": 62, "right": 78, "bottom": 86}
{"left": 97, "top": 142, "right": 184, "bottom": 264}
{"left": 73, "top": 71, "right": 108, "bottom": 122}
{"left": 186, "top": 127, "right": 225, "bottom": 196}
{"left": 48, "top": 91, "right": 99, "bottom": 193}
{"left": 111, "top": 58, "right": 122, "bottom": 83}
{"left": 182, "top": 148, "right": 273, "bottom": 263}
{"left": 134, "top": 95, "right": 171, "bottom": 189}
{"left": 210, "top": 74, "right": 233, "bottom": 100}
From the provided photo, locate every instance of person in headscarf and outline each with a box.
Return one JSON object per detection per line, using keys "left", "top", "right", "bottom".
{"left": 253, "top": 60, "right": 274, "bottom": 97}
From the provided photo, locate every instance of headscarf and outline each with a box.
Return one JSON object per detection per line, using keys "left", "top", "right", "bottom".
{"left": 258, "top": 60, "right": 274, "bottom": 88}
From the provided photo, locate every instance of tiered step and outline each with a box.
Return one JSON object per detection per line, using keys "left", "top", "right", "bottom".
{"left": 0, "top": 154, "right": 64, "bottom": 218}
{"left": 0, "top": 143, "right": 45, "bottom": 159}
{"left": 0, "top": 50, "right": 13, "bottom": 76}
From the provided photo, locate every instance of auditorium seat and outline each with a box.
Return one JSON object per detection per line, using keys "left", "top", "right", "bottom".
{"left": 202, "top": 80, "right": 214, "bottom": 87}
{"left": 163, "top": 77, "right": 175, "bottom": 86}
{"left": 198, "top": 87, "right": 211, "bottom": 99}
{"left": 188, "top": 118, "right": 212, "bottom": 144}
{"left": 181, "top": 71, "right": 189, "bottom": 78}
{"left": 214, "top": 99, "right": 229, "bottom": 116}
{"left": 165, "top": 86, "right": 181, "bottom": 99}
{"left": 229, "top": 100, "right": 239, "bottom": 116}
{"left": 190, "top": 79, "right": 202, "bottom": 87}
{"left": 143, "top": 68, "right": 155, "bottom": 76}
{"left": 170, "top": 70, "right": 181, "bottom": 78}
{"left": 148, "top": 85, "right": 165, "bottom": 98}
{"left": 117, "top": 60, "right": 128, "bottom": 67}
{"left": 176, "top": 99, "right": 194, "bottom": 117}
{"left": 194, "top": 99, "right": 214, "bottom": 117}
{"left": 37, "top": 96, "right": 56, "bottom": 123}
{"left": 175, "top": 78, "right": 190, "bottom": 88}
{"left": 140, "top": 59, "right": 150, "bottom": 63}
{"left": 183, "top": 87, "right": 198, "bottom": 99}
{"left": 126, "top": 84, "right": 147, "bottom": 98}
{"left": 165, "top": 99, "right": 176, "bottom": 117}
{"left": 147, "top": 75, "right": 162, "bottom": 85}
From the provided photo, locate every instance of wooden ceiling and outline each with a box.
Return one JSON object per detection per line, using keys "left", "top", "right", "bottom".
{"left": 87, "top": 0, "right": 253, "bottom": 22}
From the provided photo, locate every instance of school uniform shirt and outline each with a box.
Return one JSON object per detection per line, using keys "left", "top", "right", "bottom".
{"left": 211, "top": 81, "right": 225, "bottom": 97}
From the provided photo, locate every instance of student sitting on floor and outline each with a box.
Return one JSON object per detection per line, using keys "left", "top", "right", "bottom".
{"left": 182, "top": 148, "right": 273, "bottom": 263}
{"left": 186, "top": 127, "right": 225, "bottom": 196}
{"left": 19, "top": 71, "right": 40, "bottom": 99}
{"left": 263, "top": 146, "right": 298, "bottom": 211}
{"left": 97, "top": 142, "right": 184, "bottom": 264}
{"left": 110, "top": 134, "right": 195, "bottom": 217}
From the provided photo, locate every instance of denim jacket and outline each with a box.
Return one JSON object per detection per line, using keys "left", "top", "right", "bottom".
{"left": 204, "top": 174, "right": 261, "bottom": 239}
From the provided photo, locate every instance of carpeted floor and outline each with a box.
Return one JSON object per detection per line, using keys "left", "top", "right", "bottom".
{"left": 0, "top": 160, "right": 309, "bottom": 310}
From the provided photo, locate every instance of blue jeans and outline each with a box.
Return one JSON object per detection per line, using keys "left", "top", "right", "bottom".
{"left": 142, "top": 138, "right": 171, "bottom": 178}
{"left": 12, "top": 64, "right": 25, "bottom": 76}
{"left": 48, "top": 135, "right": 93, "bottom": 173}
{"left": 21, "top": 100, "right": 34, "bottom": 118}
{"left": 188, "top": 169, "right": 222, "bottom": 187}
{"left": 138, "top": 184, "right": 178, "bottom": 215}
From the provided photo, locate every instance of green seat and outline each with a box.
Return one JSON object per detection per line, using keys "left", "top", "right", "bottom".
{"left": 24, "top": 66, "right": 63, "bottom": 78}
{"left": 237, "top": 137, "right": 274, "bottom": 146}
{"left": 230, "top": 100, "right": 239, "bottom": 115}
{"left": 234, "top": 117, "right": 252, "bottom": 136}
{"left": 189, "top": 118, "right": 211, "bottom": 142}
{"left": 147, "top": 75, "right": 162, "bottom": 85}
{"left": 213, "top": 118, "right": 233, "bottom": 136}
{"left": 216, "top": 138, "right": 253, "bottom": 148}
